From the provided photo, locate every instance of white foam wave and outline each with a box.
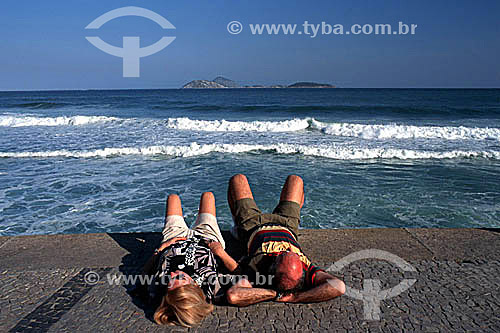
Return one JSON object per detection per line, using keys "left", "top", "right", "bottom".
{"left": 0, "top": 144, "right": 260, "bottom": 158}
{"left": 0, "top": 115, "right": 118, "bottom": 127}
{"left": 275, "top": 145, "right": 500, "bottom": 160}
{"left": 164, "top": 117, "right": 500, "bottom": 140}
{"left": 165, "top": 117, "right": 310, "bottom": 132}
{"left": 310, "top": 119, "right": 500, "bottom": 141}
{"left": 4, "top": 115, "right": 498, "bottom": 143}
{"left": 1, "top": 143, "right": 499, "bottom": 160}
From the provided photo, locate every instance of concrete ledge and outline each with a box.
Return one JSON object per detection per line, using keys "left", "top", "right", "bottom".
{"left": 1, "top": 228, "right": 498, "bottom": 270}
{"left": 1, "top": 228, "right": 499, "bottom": 332}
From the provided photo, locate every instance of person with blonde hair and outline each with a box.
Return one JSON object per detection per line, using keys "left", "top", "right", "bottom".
{"left": 141, "top": 192, "right": 238, "bottom": 327}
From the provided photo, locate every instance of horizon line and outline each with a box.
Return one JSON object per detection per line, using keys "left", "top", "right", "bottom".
{"left": 1, "top": 87, "right": 500, "bottom": 92}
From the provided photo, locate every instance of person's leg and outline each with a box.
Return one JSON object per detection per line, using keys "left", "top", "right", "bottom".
{"left": 198, "top": 191, "right": 216, "bottom": 216}
{"left": 271, "top": 175, "right": 304, "bottom": 237}
{"left": 161, "top": 194, "right": 190, "bottom": 243}
{"left": 193, "top": 192, "right": 226, "bottom": 248}
{"left": 278, "top": 175, "right": 304, "bottom": 208}
{"left": 227, "top": 174, "right": 254, "bottom": 216}
{"left": 227, "top": 174, "right": 263, "bottom": 242}
{"left": 166, "top": 193, "right": 183, "bottom": 216}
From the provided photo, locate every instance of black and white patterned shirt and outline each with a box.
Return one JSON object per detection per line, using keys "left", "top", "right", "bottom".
{"left": 150, "top": 236, "right": 220, "bottom": 302}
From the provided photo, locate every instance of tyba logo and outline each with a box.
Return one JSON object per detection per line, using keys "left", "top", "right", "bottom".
{"left": 327, "top": 249, "right": 417, "bottom": 320}
{"left": 85, "top": 6, "right": 176, "bottom": 77}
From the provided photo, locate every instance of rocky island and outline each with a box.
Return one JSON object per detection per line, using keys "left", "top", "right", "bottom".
{"left": 182, "top": 80, "right": 226, "bottom": 89}
{"left": 182, "top": 76, "right": 239, "bottom": 89}
{"left": 182, "top": 77, "right": 335, "bottom": 89}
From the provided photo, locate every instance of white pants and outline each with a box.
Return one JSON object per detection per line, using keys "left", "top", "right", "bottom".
{"left": 161, "top": 213, "right": 226, "bottom": 249}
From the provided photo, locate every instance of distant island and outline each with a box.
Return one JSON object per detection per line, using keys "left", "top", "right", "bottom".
{"left": 288, "top": 82, "right": 335, "bottom": 88}
{"left": 182, "top": 76, "right": 335, "bottom": 89}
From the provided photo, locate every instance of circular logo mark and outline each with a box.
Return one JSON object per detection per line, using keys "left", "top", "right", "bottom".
{"left": 84, "top": 270, "right": 100, "bottom": 285}
{"left": 327, "top": 249, "right": 417, "bottom": 320}
{"left": 227, "top": 21, "right": 243, "bottom": 34}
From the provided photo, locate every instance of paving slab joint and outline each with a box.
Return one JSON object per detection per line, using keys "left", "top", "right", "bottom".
{"left": 403, "top": 228, "right": 435, "bottom": 258}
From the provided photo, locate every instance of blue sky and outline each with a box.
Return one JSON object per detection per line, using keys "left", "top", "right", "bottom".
{"left": 1, "top": 0, "right": 499, "bottom": 90}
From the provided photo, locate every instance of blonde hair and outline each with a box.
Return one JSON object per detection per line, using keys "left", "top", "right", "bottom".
{"left": 154, "top": 283, "right": 214, "bottom": 327}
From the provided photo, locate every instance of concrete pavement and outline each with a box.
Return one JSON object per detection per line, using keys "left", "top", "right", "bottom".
{"left": 1, "top": 228, "right": 499, "bottom": 332}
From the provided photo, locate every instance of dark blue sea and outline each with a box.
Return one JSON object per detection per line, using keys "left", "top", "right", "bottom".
{"left": 0, "top": 88, "right": 499, "bottom": 235}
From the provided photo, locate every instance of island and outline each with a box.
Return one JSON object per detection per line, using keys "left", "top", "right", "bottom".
{"left": 213, "top": 76, "right": 239, "bottom": 88}
{"left": 182, "top": 80, "right": 226, "bottom": 89}
{"left": 182, "top": 76, "right": 239, "bottom": 89}
{"left": 181, "top": 77, "right": 335, "bottom": 89}
{"left": 287, "top": 82, "right": 335, "bottom": 88}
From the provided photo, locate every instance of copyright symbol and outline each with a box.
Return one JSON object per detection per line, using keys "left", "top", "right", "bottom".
{"left": 84, "top": 271, "right": 100, "bottom": 285}
{"left": 227, "top": 21, "right": 243, "bottom": 34}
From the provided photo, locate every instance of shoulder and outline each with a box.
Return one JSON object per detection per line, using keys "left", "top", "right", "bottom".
{"left": 304, "top": 264, "right": 325, "bottom": 288}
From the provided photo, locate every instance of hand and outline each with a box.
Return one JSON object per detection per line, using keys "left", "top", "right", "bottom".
{"left": 276, "top": 292, "right": 296, "bottom": 303}
{"left": 205, "top": 240, "right": 224, "bottom": 256}
{"left": 159, "top": 237, "right": 186, "bottom": 251}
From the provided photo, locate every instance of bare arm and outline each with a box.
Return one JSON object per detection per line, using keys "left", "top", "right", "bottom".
{"left": 141, "top": 237, "right": 187, "bottom": 275}
{"left": 226, "top": 278, "right": 277, "bottom": 307}
{"left": 206, "top": 241, "right": 239, "bottom": 272}
{"left": 277, "top": 271, "right": 345, "bottom": 303}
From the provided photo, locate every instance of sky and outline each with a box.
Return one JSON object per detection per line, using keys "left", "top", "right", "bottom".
{"left": 1, "top": 0, "right": 499, "bottom": 90}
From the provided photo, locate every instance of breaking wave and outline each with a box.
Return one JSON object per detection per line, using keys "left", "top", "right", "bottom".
{"left": 310, "top": 119, "right": 500, "bottom": 141}
{"left": 165, "top": 117, "right": 310, "bottom": 132}
{"left": 1, "top": 143, "right": 499, "bottom": 160}
{"left": 2, "top": 115, "right": 499, "bottom": 142}
{"left": 0, "top": 115, "right": 117, "bottom": 127}
{"left": 164, "top": 117, "right": 500, "bottom": 141}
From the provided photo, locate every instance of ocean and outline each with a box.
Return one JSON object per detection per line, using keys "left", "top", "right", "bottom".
{"left": 0, "top": 88, "right": 499, "bottom": 236}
